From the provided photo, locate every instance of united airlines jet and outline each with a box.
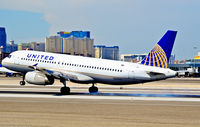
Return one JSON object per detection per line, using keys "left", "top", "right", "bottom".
{"left": 2, "top": 30, "right": 177, "bottom": 94}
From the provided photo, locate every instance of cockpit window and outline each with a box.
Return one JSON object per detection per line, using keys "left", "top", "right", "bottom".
{"left": 8, "top": 55, "right": 12, "bottom": 58}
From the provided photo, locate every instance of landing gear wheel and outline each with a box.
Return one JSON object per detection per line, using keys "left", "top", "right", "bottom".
{"left": 60, "top": 87, "right": 70, "bottom": 95}
{"left": 20, "top": 81, "right": 25, "bottom": 86}
{"left": 89, "top": 86, "right": 98, "bottom": 93}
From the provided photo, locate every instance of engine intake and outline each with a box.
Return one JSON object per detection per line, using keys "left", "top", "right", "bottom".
{"left": 25, "top": 71, "right": 54, "bottom": 85}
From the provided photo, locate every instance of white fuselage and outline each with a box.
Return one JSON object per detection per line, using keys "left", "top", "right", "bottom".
{"left": 2, "top": 50, "right": 176, "bottom": 85}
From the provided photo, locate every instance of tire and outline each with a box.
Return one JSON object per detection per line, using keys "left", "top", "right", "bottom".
{"left": 60, "top": 87, "right": 70, "bottom": 95}
{"left": 89, "top": 86, "right": 98, "bottom": 93}
{"left": 20, "top": 81, "right": 25, "bottom": 86}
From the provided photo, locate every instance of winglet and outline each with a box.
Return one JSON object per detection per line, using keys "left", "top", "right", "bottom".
{"left": 140, "top": 30, "right": 177, "bottom": 68}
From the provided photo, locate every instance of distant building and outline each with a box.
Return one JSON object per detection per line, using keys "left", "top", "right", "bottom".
{"left": 94, "top": 45, "right": 119, "bottom": 60}
{"left": 121, "top": 54, "right": 147, "bottom": 63}
{"left": 169, "top": 54, "right": 175, "bottom": 64}
{"left": 6, "top": 40, "right": 18, "bottom": 53}
{"left": 57, "top": 31, "right": 90, "bottom": 38}
{"left": 0, "top": 46, "right": 9, "bottom": 64}
{"left": 0, "top": 27, "right": 6, "bottom": 52}
{"left": 29, "top": 42, "right": 45, "bottom": 51}
{"left": 46, "top": 31, "right": 94, "bottom": 57}
{"left": 18, "top": 42, "right": 45, "bottom": 51}
{"left": 62, "top": 37, "right": 94, "bottom": 57}
{"left": 174, "top": 60, "right": 179, "bottom": 64}
{"left": 195, "top": 56, "right": 200, "bottom": 60}
{"left": 45, "top": 36, "right": 62, "bottom": 53}
{"left": 121, "top": 54, "right": 176, "bottom": 64}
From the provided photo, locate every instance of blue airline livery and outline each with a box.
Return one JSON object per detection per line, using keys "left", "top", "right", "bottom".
{"left": 27, "top": 54, "right": 54, "bottom": 60}
{"left": 2, "top": 30, "right": 177, "bottom": 95}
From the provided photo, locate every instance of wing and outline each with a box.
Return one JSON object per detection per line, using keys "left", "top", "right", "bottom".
{"left": 28, "top": 65, "right": 94, "bottom": 83}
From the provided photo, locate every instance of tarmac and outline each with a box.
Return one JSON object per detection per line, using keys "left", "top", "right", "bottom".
{"left": 0, "top": 75, "right": 200, "bottom": 127}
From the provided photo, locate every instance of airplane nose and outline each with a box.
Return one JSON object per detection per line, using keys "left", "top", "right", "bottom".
{"left": 2, "top": 58, "right": 7, "bottom": 67}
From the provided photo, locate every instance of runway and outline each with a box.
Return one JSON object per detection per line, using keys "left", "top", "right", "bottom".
{"left": 0, "top": 76, "right": 200, "bottom": 127}
{"left": 1, "top": 85, "right": 200, "bottom": 102}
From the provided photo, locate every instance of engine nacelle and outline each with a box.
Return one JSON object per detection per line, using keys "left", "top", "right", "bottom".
{"left": 25, "top": 71, "right": 54, "bottom": 85}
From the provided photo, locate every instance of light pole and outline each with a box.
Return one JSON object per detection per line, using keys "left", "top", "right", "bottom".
{"left": 193, "top": 47, "right": 197, "bottom": 73}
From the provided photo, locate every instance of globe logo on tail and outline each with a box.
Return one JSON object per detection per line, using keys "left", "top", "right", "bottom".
{"left": 141, "top": 44, "right": 167, "bottom": 68}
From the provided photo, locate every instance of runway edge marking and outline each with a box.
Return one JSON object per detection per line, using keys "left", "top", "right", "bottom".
{"left": 0, "top": 94, "right": 200, "bottom": 102}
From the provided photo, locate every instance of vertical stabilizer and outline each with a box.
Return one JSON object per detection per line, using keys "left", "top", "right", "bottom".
{"left": 140, "top": 30, "right": 177, "bottom": 68}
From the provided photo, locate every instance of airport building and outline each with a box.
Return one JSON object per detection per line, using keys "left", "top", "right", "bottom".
{"left": 94, "top": 45, "right": 119, "bottom": 60}
{"left": 168, "top": 59, "right": 200, "bottom": 76}
{"left": 45, "top": 31, "right": 94, "bottom": 57}
{"left": 121, "top": 54, "right": 147, "bottom": 63}
{"left": 168, "top": 53, "right": 200, "bottom": 76}
{"left": 0, "top": 27, "right": 6, "bottom": 52}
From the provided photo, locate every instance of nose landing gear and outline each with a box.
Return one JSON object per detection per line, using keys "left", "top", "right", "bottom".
{"left": 20, "top": 73, "right": 25, "bottom": 86}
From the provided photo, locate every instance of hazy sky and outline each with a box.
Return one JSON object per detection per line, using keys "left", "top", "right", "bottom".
{"left": 0, "top": 0, "right": 200, "bottom": 60}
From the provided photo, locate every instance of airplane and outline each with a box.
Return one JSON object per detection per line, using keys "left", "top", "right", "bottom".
{"left": 2, "top": 30, "right": 177, "bottom": 95}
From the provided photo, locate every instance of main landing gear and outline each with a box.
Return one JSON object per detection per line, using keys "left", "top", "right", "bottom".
{"left": 20, "top": 73, "right": 25, "bottom": 86}
{"left": 89, "top": 83, "right": 98, "bottom": 93}
{"left": 60, "top": 79, "right": 70, "bottom": 95}
{"left": 59, "top": 80, "right": 98, "bottom": 95}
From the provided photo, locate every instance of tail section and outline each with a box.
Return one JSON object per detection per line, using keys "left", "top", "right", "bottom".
{"left": 141, "top": 30, "right": 177, "bottom": 68}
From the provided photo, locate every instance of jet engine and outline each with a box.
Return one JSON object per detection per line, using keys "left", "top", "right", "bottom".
{"left": 25, "top": 71, "right": 54, "bottom": 85}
